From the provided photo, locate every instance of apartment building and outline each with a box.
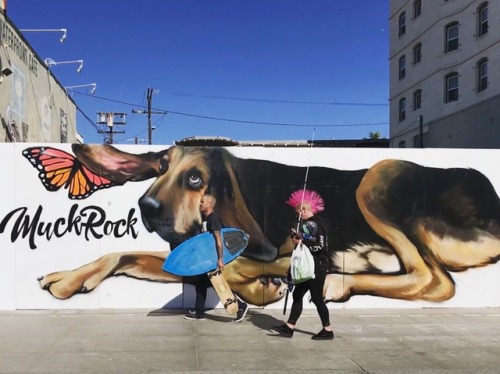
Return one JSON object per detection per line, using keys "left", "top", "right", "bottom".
{"left": 389, "top": 0, "right": 500, "bottom": 148}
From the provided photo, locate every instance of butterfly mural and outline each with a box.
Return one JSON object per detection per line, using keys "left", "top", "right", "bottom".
{"left": 22, "top": 146, "right": 118, "bottom": 199}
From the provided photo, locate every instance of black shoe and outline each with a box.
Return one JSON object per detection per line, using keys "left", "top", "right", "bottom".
{"left": 311, "top": 328, "right": 334, "bottom": 340}
{"left": 234, "top": 302, "right": 249, "bottom": 323}
{"left": 274, "top": 323, "right": 294, "bottom": 337}
{"left": 184, "top": 311, "right": 206, "bottom": 320}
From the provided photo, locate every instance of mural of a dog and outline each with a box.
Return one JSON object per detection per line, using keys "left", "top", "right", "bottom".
{"left": 32, "top": 144, "right": 500, "bottom": 306}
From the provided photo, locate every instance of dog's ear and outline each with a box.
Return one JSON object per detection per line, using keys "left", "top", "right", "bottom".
{"left": 72, "top": 144, "right": 167, "bottom": 183}
{"left": 203, "top": 148, "right": 279, "bottom": 262}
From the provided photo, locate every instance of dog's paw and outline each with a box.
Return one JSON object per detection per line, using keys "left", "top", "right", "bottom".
{"left": 324, "top": 274, "right": 352, "bottom": 302}
{"left": 37, "top": 271, "right": 86, "bottom": 299}
{"left": 235, "top": 276, "right": 287, "bottom": 306}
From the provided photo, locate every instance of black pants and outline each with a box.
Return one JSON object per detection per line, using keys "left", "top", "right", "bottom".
{"left": 288, "top": 271, "right": 330, "bottom": 327}
{"left": 192, "top": 273, "right": 211, "bottom": 314}
{"left": 191, "top": 273, "right": 242, "bottom": 314}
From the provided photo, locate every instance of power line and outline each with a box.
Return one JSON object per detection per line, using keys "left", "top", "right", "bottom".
{"left": 390, "top": 118, "right": 419, "bottom": 139}
{"left": 75, "top": 104, "right": 109, "bottom": 142}
{"left": 71, "top": 91, "right": 388, "bottom": 129}
{"left": 173, "top": 92, "right": 389, "bottom": 107}
{"left": 114, "top": 114, "right": 168, "bottom": 144}
{"left": 165, "top": 110, "right": 387, "bottom": 128}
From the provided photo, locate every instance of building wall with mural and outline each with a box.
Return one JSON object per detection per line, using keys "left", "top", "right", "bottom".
{"left": 0, "top": 11, "right": 78, "bottom": 143}
{"left": 1, "top": 142, "right": 500, "bottom": 311}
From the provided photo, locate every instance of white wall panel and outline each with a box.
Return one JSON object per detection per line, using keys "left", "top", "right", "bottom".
{"left": 1, "top": 143, "right": 499, "bottom": 310}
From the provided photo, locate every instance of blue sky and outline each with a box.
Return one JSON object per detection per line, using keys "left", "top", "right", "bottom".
{"left": 9, "top": 0, "right": 389, "bottom": 145}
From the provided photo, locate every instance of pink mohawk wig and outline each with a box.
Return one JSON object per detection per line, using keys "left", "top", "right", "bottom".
{"left": 286, "top": 189, "right": 325, "bottom": 214}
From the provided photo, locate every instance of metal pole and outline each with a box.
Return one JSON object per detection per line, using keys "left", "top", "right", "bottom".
{"left": 419, "top": 115, "right": 424, "bottom": 148}
{"left": 147, "top": 88, "right": 153, "bottom": 145}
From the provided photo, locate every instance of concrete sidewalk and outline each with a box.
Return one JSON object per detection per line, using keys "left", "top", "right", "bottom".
{"left": 0, "top": 307, "right": 499, "bottom": 373}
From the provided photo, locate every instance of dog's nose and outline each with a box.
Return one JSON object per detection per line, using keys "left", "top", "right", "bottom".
{"left": 139, "top": 195, "right": 162, "bottom": 216}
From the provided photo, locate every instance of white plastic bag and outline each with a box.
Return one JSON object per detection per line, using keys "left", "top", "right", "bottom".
{"left": 290, "top": 242, "right": 315, "bottom": 284}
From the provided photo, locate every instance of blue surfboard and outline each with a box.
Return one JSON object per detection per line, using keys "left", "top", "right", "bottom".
{"left": 162, "top": 228, "right": 250, "bottom": 276}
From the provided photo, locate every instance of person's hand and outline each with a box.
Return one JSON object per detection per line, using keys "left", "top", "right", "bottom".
{"left": 289, "top": 228, "right": 302, "bottom": 241}
{"left": 217, "top": 258, "right": 225, "bottom": 272}
{"left": 291, "top": 236, "right": 301, "bottom": 245}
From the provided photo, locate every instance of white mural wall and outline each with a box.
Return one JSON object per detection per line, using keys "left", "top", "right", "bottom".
{"left": 1, "top": 143, "right": 499, "bottom": 311}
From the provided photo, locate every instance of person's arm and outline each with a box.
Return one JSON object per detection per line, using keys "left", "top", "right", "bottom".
{"left": 305, "top": 233, "right": 324, "bottom": 253}
{"left": 289, "top": 224, "right": 317, "bottom": 242}
{"left": 207, "top": 213, "right": 225, "bottom": 271}
{"left": 300, "top": 220, "right": 325, "bottom": 253}
{"left": 213, "top": 230, "right": 224, "bottom": 271}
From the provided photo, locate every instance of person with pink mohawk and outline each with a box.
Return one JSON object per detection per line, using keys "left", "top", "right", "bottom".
{"left": 274, "top": 189, "right": 334, "bottom": 340}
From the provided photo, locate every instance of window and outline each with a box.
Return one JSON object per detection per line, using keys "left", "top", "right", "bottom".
{"left": 445, "top": 73, "right": 459, "bottom": 102}
{"left": 398, "top": 140, "right": 406, "bottom": 148}
{"left": 399, "top": 97, "right": 406, "bottom": 121}
{"left": 414, "top": 0, "right": 422, "bottom": 18}
{"left": 478, "top": 2, "right": 488, "bottom": 37}
{"left": 399, "top": 55, "right": 406, "bottom": 79}
{"left": 413, "top": 43, "right": 422, "bottom": 64}
{"left": 477, "top": 58, "right": 488, "bottom": 92}
{"left": 413, "top": 89, "right": 422, "bottom": 110}
{"left": 399, "top": 12, "right": 406, "bottom": 36}
{"left": 445, "top": 22, "right": 459, "bottom": 52}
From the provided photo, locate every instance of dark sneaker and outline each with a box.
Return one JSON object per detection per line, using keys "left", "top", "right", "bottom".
{"left": 234, "top": 302, "right": 249, "bottom": 323}
{"left": 184, "top": 311, "right": 205, "bottom": 320}
{"left": 274, "top": 323, "right": 294, "bottom": 337}
{"left": 311, "top": 328, "right": 334, "bottom": 340}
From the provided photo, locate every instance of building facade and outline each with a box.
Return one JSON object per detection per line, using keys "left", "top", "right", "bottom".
{"left": 389, "top": 0, "right": 500, "bottom": 148}
{"left": 0, "top": 8, "right": 79, "bottom": 143}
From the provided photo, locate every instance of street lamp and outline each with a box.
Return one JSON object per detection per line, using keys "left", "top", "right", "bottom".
{"left": 65, "top": 83, "right": 96, "bottom": 94}
{"left": 19, "top": 28, "right": 67, "bottom": 43}
{"left": 45, "top": 58, "right": 84, "bottom": 73}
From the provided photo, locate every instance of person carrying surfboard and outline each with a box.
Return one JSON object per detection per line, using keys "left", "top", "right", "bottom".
{"left": 184, "top": 194, "right": 249, "bottom": 322}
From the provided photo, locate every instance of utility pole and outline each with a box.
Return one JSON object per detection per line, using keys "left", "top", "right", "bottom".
{"left": 97, "top": 112, "right": 126, "bottom": 144}
{"left": 147, "top": 88, "right": 153, "bottom": 145}
{"left": 132, "top": 88, "right": 167, "bottom": 145}
{"left": 419, "top": 115, "right": 424, "bottom": 148}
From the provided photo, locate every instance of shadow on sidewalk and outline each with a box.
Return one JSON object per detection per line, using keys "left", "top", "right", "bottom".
{"left": 247, "top": 311, "right": 315, "bottom": 337}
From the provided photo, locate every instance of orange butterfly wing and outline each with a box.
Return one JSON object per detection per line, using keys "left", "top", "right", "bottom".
{"left": 23, "top": 146, "right": 117, "bottom": 199}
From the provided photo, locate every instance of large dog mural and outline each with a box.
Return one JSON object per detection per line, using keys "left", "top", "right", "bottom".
{"left": 22, "top": 144, "right": 500, "bottom": 307}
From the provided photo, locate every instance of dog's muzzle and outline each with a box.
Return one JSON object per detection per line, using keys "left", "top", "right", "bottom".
{"left": 138, "top": 195, "right": 199, "bottom": 247}
{"left": 138, "top": 196, "right": 161, "bottom": 232}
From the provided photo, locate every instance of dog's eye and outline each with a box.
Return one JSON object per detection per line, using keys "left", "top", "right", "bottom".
{"left": 189, "top": 175, "right": 202, "bottom": 188}
{"left": 184, "top": 168, "right": 203, "bottom": 189}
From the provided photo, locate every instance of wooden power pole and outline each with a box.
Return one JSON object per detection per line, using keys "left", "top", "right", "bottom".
{"left": 147, "top": 88, "right": 153, "bottom": 145}
{"left": 97, "top": 112, "right": 126, "bottom": 144}
{"left": 132, "top": 88, "right": 167, "bottom": 145}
